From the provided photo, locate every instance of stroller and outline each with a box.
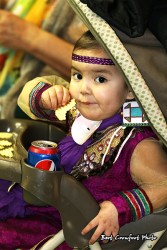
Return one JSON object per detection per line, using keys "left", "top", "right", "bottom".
{"left": 0, "top": 0, "right": 167, "bottom": 249}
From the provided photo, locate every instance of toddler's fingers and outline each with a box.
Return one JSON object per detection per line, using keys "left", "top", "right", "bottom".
{"left": 53, "top": 86, "right": 64, "bottom": 108}
{"left": 55, "top": 86, "right": 70, "bottom": 107}
{"left": 81, "top": 217, "right": 97, "bottom": 236}
{"left": 61, "top": 87, "right": 71, "bottom": 106}
{"left": 111, "top": 224, "right": 119, "bottom": 237}
{"left": 81, "top": 217, "right": 102, "bottom": 245}
{"left": 40, "top": 91, "right": 53, "bottom": 109}
{"left": 102, "top": 228, "right": 112, "bottom": 244}
{"left": 88, "top": 224, "right": 104, "bottom": 245}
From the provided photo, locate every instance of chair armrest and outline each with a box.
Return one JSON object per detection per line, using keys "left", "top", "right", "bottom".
{"left": 21, "top": 160, "right": 100, "bottom": 248}
{"left": 119, "top": 207, "right": 167, "bottom": 235}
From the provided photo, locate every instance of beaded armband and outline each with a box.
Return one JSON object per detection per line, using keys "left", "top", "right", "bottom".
{"left": 29, "top": 82, "right": 56, "bottom": 120}
{"left": 119, "top": 188, "right": 153, "bottom": 221}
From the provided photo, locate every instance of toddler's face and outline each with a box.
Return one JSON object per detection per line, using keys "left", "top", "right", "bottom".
{"left": 70, "top": 49, "right": 131, "bottom": 121}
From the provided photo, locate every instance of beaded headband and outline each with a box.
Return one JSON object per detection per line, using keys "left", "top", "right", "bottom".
{"left": 72, "top": 53, "right": 115, "bottom": 65}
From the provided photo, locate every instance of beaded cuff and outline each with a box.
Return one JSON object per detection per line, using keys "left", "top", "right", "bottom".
{"left": 119, "top": 188, "right": 153, "bottom": 221}
{"left": 72, "top": 53, "right": 115, "bottom": 65}
{"left": 110, "top": 188, "right": 153, "bottom": 226}
{"left": 29, "top": 82, "right": 56, "bottom": 121}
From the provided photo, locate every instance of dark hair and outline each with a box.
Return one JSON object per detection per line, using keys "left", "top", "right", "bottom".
{"left": 73, "top": 30, "right": 102, "bottom": 52}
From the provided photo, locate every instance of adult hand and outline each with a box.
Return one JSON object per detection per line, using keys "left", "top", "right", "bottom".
{"left": 81, "top": 201, "right": 119, "bottom": 245}
{"left": 0, "top": 10, "right": 38, "bottom": 51}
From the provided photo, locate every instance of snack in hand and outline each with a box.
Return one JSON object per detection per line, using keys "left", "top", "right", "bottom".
{"left": 55, "top": 99, "right": 76, "bottom": 120}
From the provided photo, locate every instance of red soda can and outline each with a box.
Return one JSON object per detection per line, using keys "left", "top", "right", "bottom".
{"left": 27, "top": 140, "right": 60, "bottom": 171}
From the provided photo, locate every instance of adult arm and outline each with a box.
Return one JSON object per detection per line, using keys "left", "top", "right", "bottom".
{"left": 0, "top": 10, "right": 73, "bottom": 79}
{"left": 130, "top": 138, "right": 167, "bottom": 211}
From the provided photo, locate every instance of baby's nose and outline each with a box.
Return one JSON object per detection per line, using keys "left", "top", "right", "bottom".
{"left": 80, "top": 79, "right": 91, "bottom": 94}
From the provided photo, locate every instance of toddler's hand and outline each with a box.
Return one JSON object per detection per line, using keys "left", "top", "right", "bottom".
{"left": 40, "top": 85, "right": 70, "bottom": 110}
{"left": 81, "top": 201, "right": 119, "bottom": 245}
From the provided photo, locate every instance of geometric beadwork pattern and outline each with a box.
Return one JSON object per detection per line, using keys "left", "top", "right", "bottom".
{"left": 123, "top": 101, "right": 149, "bottom": 126}
{"left": 67, "top": 0, "right": 167, "bottom": 147}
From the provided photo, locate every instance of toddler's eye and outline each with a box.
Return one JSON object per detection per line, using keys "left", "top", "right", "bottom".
{"left": 73, "top": 73, "right": 82, "bottom": 80}
{"left": 96, "top": 77, "right": 106, "bottom": 83}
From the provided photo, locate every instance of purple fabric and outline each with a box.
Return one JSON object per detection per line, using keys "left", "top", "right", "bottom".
{"left": 110, "top": 194, "right": 133, "bottom": 226}
{"left": 81, "top": 127, "right": 156, "bottom": 226}
{"left": 0, "top": 181, "right": 69, "bottom": 250}
{"left": 0, "top": 180, "right": 26, "bottom": 220}
{"left": 59, "top": 113, "right": 122, "bottom": 173}
{"left": 72, "top": 53, "right": 115, "bottom": 65}
{"left": 81, "top": 127, "right": 155, "bottom": 202}
{"left": 0, "top": 208, "right": 69, "bottom": 250}
{"left": 0, "top": 115, "right": 156, "bottom": 249}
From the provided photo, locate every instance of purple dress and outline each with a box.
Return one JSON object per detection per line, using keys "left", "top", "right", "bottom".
{"left": 0, "top": 118, "right": 156, "bottom": 249}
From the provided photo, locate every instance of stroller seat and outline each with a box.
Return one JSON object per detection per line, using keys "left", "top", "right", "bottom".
{"left": 0, "top": 119, "right": 166, "bottom": 249}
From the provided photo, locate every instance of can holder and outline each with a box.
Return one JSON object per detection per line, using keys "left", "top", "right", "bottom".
{"left": 0, "top": 119, "right": 99, "bottom": 247}
{"left": 0, "top": 118, "right": 66, "bottom": 205}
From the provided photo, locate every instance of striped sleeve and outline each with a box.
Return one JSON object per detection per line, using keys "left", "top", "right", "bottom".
{"left": 110, "top": 188, "right": 153, "bottom": 226}
{"left": 29, "top": 81, "right": 57, "bottom": 121}
{"left": 119, "top": 188, "right": 153, "bottom": 221}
